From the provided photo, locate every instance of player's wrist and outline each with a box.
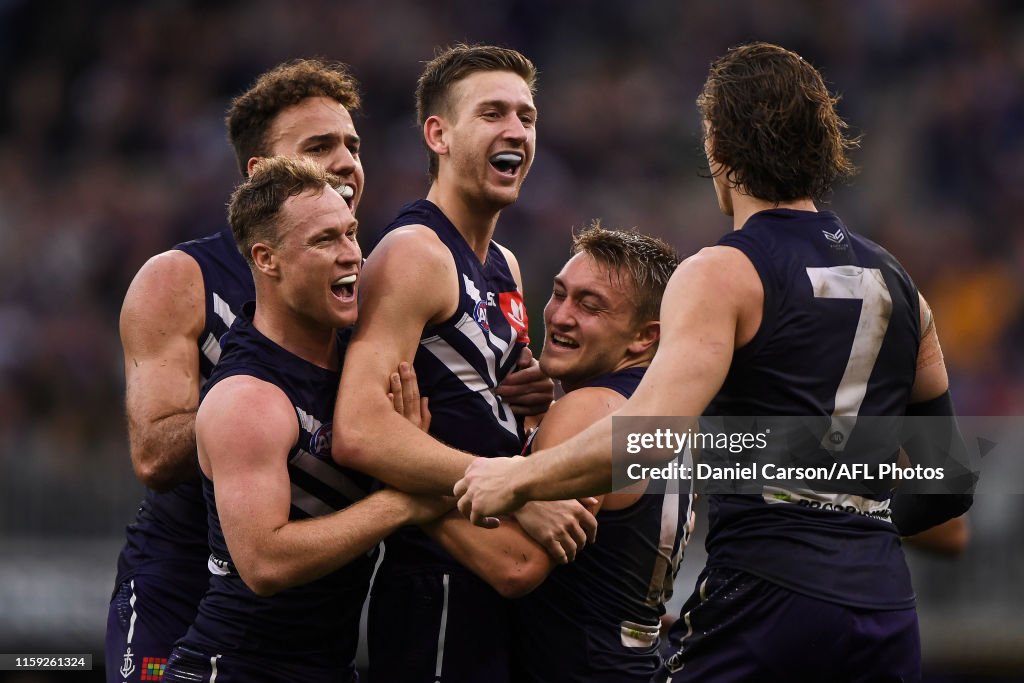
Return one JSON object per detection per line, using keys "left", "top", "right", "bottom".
{"left": 508, "top": 455, "right": 534, "bottom": 508}
{"left": 369, "top": 488, "right": 415, "bottom": 525}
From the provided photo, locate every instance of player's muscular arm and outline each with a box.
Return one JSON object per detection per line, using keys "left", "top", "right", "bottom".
{"left": 120, "top": 250, "right": 206, "bottom": 491}
{"left": 509, "top": 391, "right": 611, "bottom": 560}
{"left": 423, "top": 514, "right": 553, "bottom": 598}
{"left": 386, "top": 354, "right": 586, "bottom": 574}
{"left": 199, "top": 376, "right": 446, "bottom": 597}
{"left": 891, "top": 292, "right": 975, "bottom": 536}
{"left": 333, "top": 227, "right": 474, "bottom": 494}
{"left": 456, "top": 246, "right": 759, "bottom": 522}
{"left": 514, "top": 388, "right": 648, "bottom": 554}
{"left": 389, "top": 357, "right": 554, "bottom": 593}
{"left": 909, "top": 293, "right": 948, "bottom": 402}
{"left": 536, "top": 387, "right": 649, "bottom": 510}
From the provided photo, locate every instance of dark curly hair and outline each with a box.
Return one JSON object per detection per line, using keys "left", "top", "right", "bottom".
{"left": 226, "top": 59, "right": 361, "bottom": 177}
{"left": 698, "top": 42, "right": 859, "bottom": 203}
{"left": 416, "top": 43, "right": 537, "bottom": 180}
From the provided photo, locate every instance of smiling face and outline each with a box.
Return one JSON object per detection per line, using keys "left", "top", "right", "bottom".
{"left": 436, "top": 70, "right": 536, "bottom": 209}
{"left": 272, "top": 184, "right": 362, "bottom": 330}
{"left": 256, "top": 96, "right": 364, "bottom": 213}
{"left": 540, "top": 252, "right": 650, "bottom": 391}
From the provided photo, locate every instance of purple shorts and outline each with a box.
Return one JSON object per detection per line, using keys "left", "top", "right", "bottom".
{"left": 657, "top": 567, "right": 921, "bottom": 683}
{"left": 105, "top": 575, "right": 203, "bottom": 683}
{"left": 161, "top": 645, "right": 356, "bottom": 683}
{"left": 367, "top": 566, "right": 512, "bottom": 683}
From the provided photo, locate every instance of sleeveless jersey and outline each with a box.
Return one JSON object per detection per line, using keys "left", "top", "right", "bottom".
{"left": 514, "top": 367, "right": 691, "bottom": 682}
{"left": 704, "top": 209, "right": 920, "bottom": 609}
{"left": 179, "top": 305, "right": 375, "bottom": 669}
{"left": 373, "top": 199, "right": 528, "bottom": 568}
{"left": 115, "top": 229, "right": 254, "bottom": 591}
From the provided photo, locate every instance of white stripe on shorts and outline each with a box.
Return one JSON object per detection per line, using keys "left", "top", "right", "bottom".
{"left": 433, "top": 573, "right": 451, "bottom": 681}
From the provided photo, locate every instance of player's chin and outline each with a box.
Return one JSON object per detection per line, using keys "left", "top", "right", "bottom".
{"left": 484, "top": 183, "right": 521, "bottom": 207}
{"left": 538, "top": 351, "right": 573, "bottom": 380}
{"left": 537, "top": 355, "right": 556, "bottom": 379}
{"left": 328, "top": 300, "right": 359, "bottom": 328}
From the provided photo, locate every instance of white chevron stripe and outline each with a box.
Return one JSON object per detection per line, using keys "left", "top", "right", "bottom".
{"left": 453, "top": 313, "right": 501, "bottom": 388}
{"left": 290, "top": 448, "right": 367, "bottom": 503}
{"left": 201, "top": 332, "right": 221, "bottom": 366}
{"left": 422, "top": 314, "right": 518, "bottom": 437}
{"left": 212, "top": 292, "right": 236, "bottom": 328}
{"left": 480, "top": 310, "right": 515, "bottom": 368}
{"left": 294, "top": 407, "right": 321, "bottom": 437}
{"left": 290, "top": 483, "right": 335, "bottom": 518}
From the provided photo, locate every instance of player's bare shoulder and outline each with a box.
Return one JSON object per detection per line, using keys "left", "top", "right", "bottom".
{"left": 121, "top": 249, "right": 206, "bottom": 345}
{"left": 199, "top": 374, "right": 294, "bottom": 432}
{"left": 360, "top": 224, "right": 460, "bottom": 326}
{"left": 370, "top": 224, "right": 453, "bottom": 270}
{"left": 197, "top": 374, "right": 298, "bottom": 469}
{"left": 533, "top": 386, "right": 624, "bottom": 450}
{"left": 678, "top": 245, "right": 759, "bottom": 293}
{"left": 669, "top": 245, "right": 763, "bottom": 345}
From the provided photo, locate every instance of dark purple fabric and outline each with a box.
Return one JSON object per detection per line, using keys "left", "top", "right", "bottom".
{"left": 658, "top": 566, "right": 921, "bottom": 683}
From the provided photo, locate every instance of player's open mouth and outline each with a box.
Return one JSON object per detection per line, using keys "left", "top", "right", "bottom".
{"left": 332, "top": 274, "right": 357, "bottom": 302}
{"left": 550, "top": 333, "right": 578, "bottom": 349}
{"left": 489, "top": 152, "right": 523, "bottom": 176}
{"left": 336, "top": 184, "right": 355, "bottom": 208}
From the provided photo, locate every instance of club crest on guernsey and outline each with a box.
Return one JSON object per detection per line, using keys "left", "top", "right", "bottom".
{"left": 464, "top": 274, "right": 491, "bottom": 332}
{"left": 310, "top": 422, "right": 333, "bottom": 459}
{"left": 473, "top": 299, "right": 491, "bottom": 332}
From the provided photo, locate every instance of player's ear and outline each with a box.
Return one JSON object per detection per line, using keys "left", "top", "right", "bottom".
{"left": 424, "top": 115, "right": 449, "bottom": 157}
{"left": 246, "top": 156, "right": 265, "bottom": 178}
{"left": 628, "top": 320, "right": 660, "bottom": 357}
{"left": 251, "top": 242, "right": 279, "bottom": 278}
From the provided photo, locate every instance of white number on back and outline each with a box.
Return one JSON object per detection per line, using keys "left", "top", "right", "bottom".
{"left": 806, "top": 266, "right": 893, "bottom": 451}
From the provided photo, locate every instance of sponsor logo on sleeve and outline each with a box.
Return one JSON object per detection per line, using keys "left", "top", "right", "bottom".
{"left": 498, "top": 291, "right": 530, "bottom": 343}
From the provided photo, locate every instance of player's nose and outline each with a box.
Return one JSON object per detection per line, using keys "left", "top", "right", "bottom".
{"left": 503, "top": 114, "right": 528, "bottom": 143}
{"left": 328, "top": 146, "right": 357, "bottom": 178}
{"left": 546, "top": 301, "right": 574, "bottom": 328}
{"left": 339, "top": 225, "right": 362, "bottom": 265}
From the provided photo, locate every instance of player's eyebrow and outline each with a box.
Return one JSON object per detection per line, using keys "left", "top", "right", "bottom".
{"left": 302, "top": 132, "right": 338, "bottom": 145}
{"left": 477, "top": 99, "right": 538, "bottom": 117}
{"left": 302, "top": 131, "right": 361, "bottom": 146}
{"left": 553, "top": 276, "right": 610, "bottom": 307}
{"left": 576, "top": 288, "right": 609, "bottom": 306}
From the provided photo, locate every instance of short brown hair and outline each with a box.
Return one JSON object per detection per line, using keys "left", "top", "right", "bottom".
{"left": 571, "top": 222, "right": 679, "bottom": 324}
{"left": 228, "top": 156, "right": 340, "bottom": 266}
{"left": 415, "top": 43, "right": 537, "bottom": 179}
{"left": 698, "top": 42, "right": 859, "bottom": 203}
{"left": 226, "top": 59, "right": 361, "bottom": 177}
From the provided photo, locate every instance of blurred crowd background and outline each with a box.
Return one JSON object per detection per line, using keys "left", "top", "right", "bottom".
{"left": 1, "top": 0, "right": 1022, "bottom": 680}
